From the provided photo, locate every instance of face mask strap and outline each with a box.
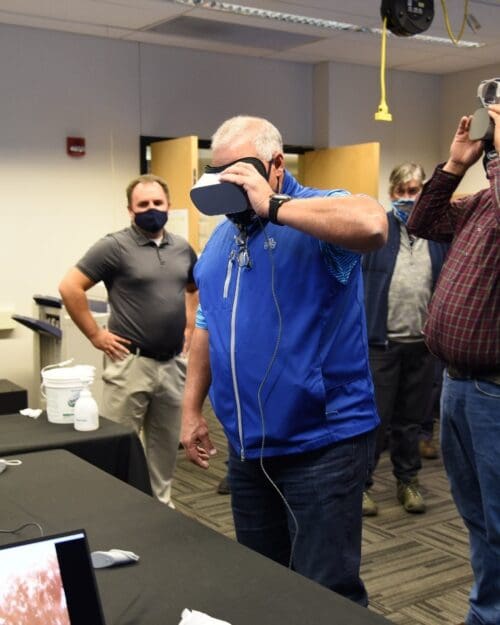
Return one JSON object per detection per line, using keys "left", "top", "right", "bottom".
{"left": 265, "top": 159, "right": 274, "bottom": 182}
{"left": 205, "top": 156, "right": 269, "bottom": 180}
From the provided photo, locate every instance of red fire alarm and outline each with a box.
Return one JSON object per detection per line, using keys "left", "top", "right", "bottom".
{"left": 66, "top": 136, "right": 86, "bottom": 157}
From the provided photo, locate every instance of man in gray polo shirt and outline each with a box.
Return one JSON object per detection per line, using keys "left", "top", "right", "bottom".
{"left": 59, "top": 174, "right": 198, "bottom": 507}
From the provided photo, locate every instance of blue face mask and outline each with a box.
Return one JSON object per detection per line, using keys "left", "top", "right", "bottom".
{"left": 134, "top": 209, "right": 168, "bottom": 233}
{"left": 391, "top": 199, "right": 415, "bottom": 225}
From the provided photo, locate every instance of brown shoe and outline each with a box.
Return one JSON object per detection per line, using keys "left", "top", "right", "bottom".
{"left": 419, "top": 438, "right": 439, "bottom": 459}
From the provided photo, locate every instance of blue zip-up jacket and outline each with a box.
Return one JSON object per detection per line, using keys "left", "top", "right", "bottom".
{"left": 362, "top": 211, "right": 449, "bottom": 346}
{"left": 194, "top": 171, "right": 379, "bottom": 460}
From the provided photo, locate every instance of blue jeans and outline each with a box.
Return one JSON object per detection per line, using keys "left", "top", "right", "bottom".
{"left": 228, "top": 430, "right": 375, "bottom": 606}
{"left": 441, "top": 373, "right": 500, "bottom": 625}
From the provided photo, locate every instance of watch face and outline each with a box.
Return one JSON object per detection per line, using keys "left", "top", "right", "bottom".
{"left": 272, "top": 194, "right": 291, "bottom": 201}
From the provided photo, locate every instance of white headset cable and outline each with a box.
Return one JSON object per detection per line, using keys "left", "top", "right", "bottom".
{"left": 0, "top": 522, "right": 44, "bottom": 536}
{"left": 254, "top": 218, "right": 300, "bottom": 569}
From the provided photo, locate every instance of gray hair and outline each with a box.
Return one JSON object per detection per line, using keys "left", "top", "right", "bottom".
{"left": 211, "top": 115, "right": 283, "bottom": 161}
{"left": 388, "top": 162, "right": 426, "bottom": 196}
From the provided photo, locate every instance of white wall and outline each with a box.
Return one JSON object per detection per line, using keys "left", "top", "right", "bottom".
{"left": 139, "top": 44, "right": 313, "bottom": 145}
{"left": 0, "top": 25, "right": 140, "bottom": 402}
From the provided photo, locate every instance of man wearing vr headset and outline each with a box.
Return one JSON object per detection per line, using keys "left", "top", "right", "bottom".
{"left": 182, "top": 115, "right": 387, "bottom": 605}
{"left": 408, "top": 90, "right": 500, "bottom": 625}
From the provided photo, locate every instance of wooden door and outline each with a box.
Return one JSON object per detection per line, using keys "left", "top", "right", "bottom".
{"left": 150, "top": 136, "right": 199, "bottom": 251}
{"left": 299, "top": 142, "right": 379, "bottom": 197}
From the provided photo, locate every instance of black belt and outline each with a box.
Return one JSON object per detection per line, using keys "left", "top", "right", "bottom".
{"left": 128, "top": 343, "right": 180, "bottom": 362}
{"left": 447, "top": 365, "right": 500, "bottom": 382}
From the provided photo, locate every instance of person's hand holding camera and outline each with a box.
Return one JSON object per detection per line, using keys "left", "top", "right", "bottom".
{"left": 444, "top": 115, "right": 484, "bottom": 177}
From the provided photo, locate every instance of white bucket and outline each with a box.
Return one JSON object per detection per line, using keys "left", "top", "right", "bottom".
{"left": 41, "top": 364, "right": 95, "bottom": 424}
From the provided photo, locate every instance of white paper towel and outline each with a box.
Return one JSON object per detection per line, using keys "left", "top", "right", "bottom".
{"left": 179, "top": 608, "right": 232, "bottom": 625}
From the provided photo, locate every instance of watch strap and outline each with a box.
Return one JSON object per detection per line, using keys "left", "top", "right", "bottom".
{"left": 268, "top": 195, "right": 291, "bottom": 225}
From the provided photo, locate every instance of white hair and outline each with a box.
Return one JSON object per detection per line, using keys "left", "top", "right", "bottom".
{"left": 388, "top": 162, "right": 426, "bottom": 196}
{"left": 211, "top": 115, "right": 283, "bottom": 161}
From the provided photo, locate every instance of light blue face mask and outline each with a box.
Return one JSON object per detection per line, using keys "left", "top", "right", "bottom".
{"left": 392, "top": 199, "right": 415, "bottom": 224}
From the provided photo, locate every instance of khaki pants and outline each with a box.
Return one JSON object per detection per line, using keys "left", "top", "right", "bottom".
{"left": 101, "top": 353, "right": 186, "bottom": 505}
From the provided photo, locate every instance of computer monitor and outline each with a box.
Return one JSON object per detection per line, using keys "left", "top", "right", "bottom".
{"left": 0, "top": 529, "right": 106, "bottom": 625}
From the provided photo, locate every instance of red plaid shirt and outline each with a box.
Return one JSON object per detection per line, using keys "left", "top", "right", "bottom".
{"left": 407, "top": 159, "right": 500, "bottom": 372}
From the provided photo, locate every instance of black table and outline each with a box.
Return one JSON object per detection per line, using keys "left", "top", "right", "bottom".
{"left": 0, "top": 412, "right": 151, "bottom": 495}
{"left": 0, "top": 450, "right": 392, "bottom": 625}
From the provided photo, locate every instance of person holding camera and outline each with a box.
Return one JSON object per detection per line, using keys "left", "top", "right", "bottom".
{"left": 407, "top": 101, "right": 500, "bottom": 625}
{"left": 181, "top": 115, "right": 387, "bottom": 605}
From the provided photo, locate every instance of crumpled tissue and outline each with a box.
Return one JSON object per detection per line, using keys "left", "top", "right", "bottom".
{"left": 20, "top": 408, "right": 42, "bottom": 419}
{"left": 178, "top": 609, "right": 232, "bottom": 625}
{"left": 91, "top": 549, "right": 140, "bottom": 569}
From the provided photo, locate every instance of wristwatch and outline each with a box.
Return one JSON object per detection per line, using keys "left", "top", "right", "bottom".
{"left": 268, "top": 193, "right": 291, "bottom": 225}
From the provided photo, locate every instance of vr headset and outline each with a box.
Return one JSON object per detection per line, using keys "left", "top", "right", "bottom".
{"left": 469, "top": 77, "right": 500, "bottom": 142}
{"left": 190, "top": 172, "right": 250, "bottom": 216}
{"left": 190, "top": 157, "right": 269, "bottom": 217}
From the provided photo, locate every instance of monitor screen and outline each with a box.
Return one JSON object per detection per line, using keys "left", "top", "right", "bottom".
{"left": 0, "top": 530, "right": 106, "bottom": 625}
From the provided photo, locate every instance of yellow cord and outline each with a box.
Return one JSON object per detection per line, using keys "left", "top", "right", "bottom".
{"left": 375, "top": 17, "right": 392, "bottom": 122}
{"left": 440, "top": 0, "right": 469, "bottom": 44}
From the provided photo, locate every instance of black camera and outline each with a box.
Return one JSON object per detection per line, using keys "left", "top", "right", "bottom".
{"left": 469, "top": 77, "right": 500, "bottom": 141}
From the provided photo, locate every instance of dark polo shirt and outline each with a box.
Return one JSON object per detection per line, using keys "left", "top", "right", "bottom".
{"left": 77, "top": 225, "right": 197, "bottom": 354}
